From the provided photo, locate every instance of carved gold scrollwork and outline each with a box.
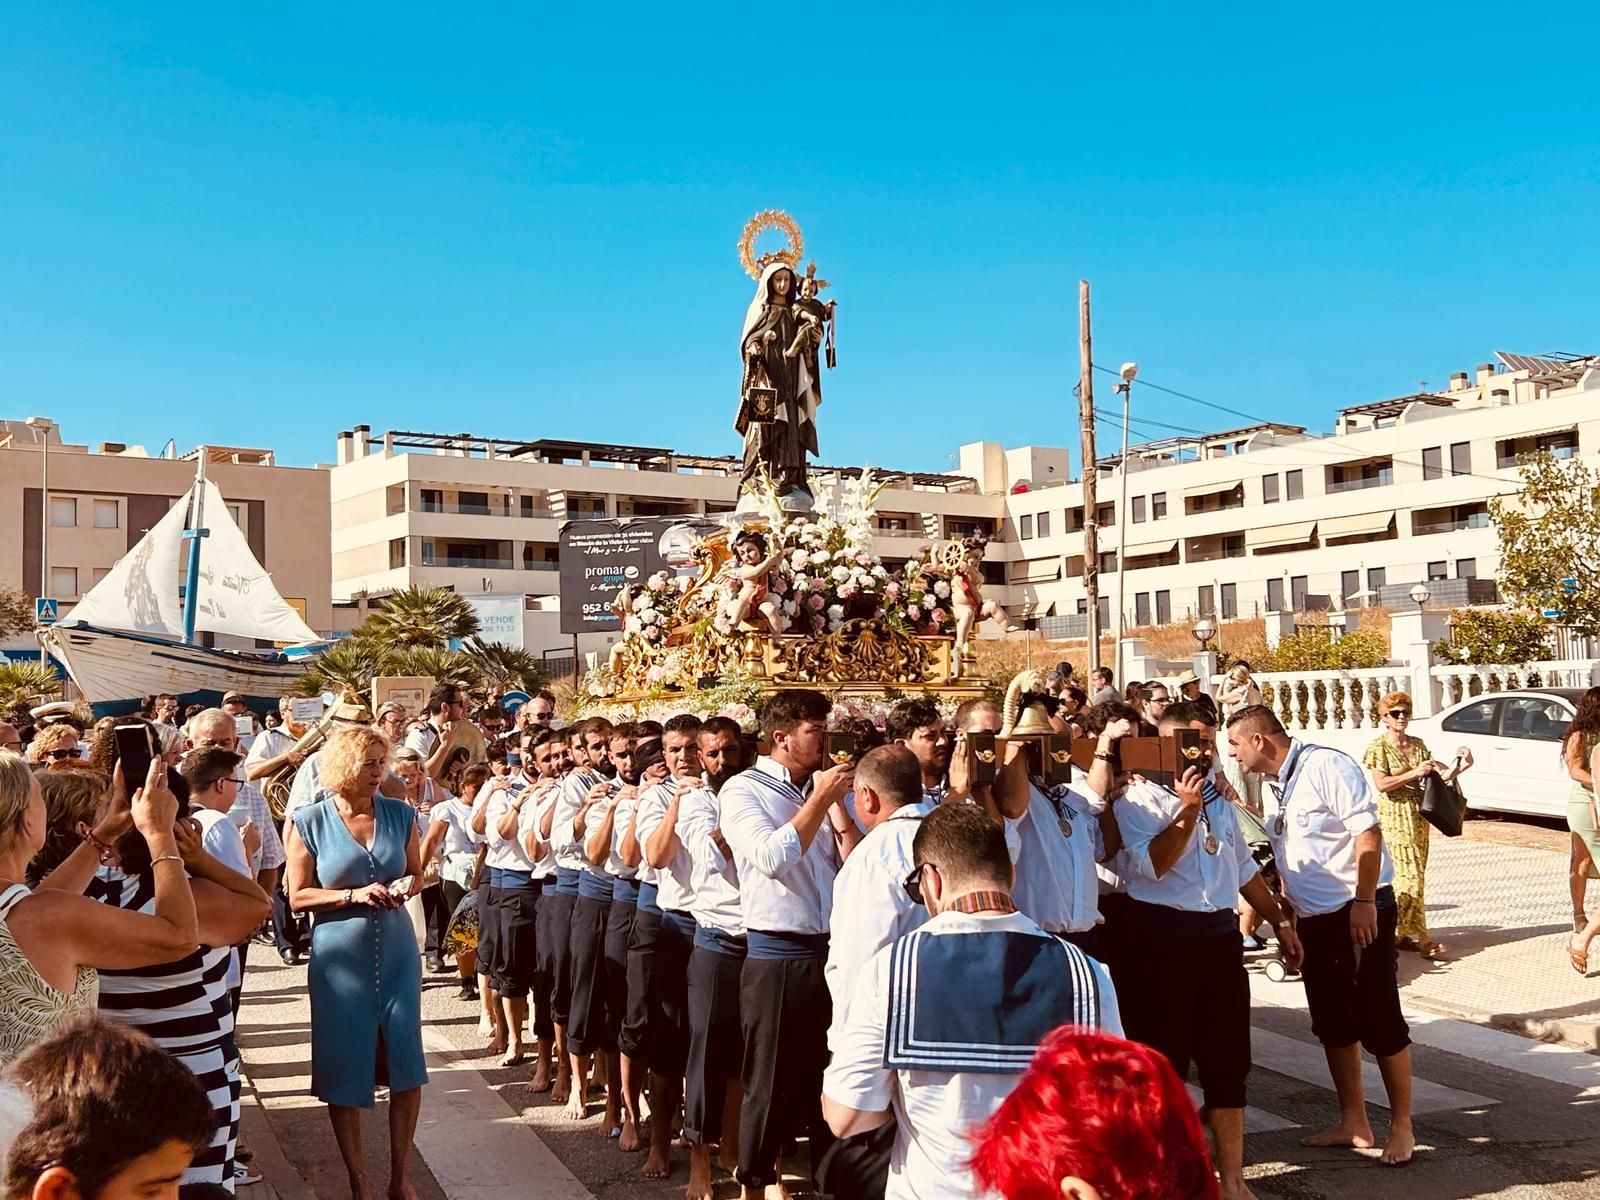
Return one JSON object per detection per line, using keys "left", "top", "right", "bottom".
{"left": 762, "top": 622, "right": 953, "bottom": 687}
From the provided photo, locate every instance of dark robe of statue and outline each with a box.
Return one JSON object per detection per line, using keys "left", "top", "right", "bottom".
{"left": 737, "top": 264, "right": 817, "bottom": 502}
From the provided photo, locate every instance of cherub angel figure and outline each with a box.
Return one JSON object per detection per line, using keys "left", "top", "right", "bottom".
{"left": 951, "top": 536, "right": 1014, "bottom": 668}
{"left": 716, "top": 530, "right": 787, "bottom": 635}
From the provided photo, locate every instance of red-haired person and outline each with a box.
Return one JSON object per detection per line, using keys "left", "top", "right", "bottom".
{"left": 969, "top": 1027, "right": 1220, "bottom": 1200}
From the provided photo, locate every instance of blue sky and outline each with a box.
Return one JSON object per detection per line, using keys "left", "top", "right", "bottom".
{"left": 5, "top": 5, "right": 1600, "bottom": 473}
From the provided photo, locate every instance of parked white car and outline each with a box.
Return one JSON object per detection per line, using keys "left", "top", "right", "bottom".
{"left": 1407, "top": 688, "right": 1585, "bottom": 819}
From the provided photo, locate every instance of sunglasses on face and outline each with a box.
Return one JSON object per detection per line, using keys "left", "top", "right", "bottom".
{"left": 902, "top": 862, "right": 938, "bottom": 906}
{"left": 1388, "top": 709, "right": 1410, "bottom": 718}
{"left": 41, "top": 748, "right": 78, "bottom": 761}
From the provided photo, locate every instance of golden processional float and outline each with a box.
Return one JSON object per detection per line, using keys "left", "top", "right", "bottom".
{"left": 590, "top": 212, "right": 1011, "bottom": 709}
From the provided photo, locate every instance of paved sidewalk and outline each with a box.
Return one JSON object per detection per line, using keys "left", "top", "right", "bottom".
{"left": 1398, "top": 834, "right": 1600, "bottom": 1050}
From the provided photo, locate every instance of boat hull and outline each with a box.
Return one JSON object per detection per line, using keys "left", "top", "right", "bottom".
{"left": 39, "top": 624, "right": 310, "bottom": 718}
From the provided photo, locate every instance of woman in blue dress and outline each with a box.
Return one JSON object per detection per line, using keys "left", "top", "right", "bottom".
{"left": 286, "top": 726, "right": 427, "bottom": 1200}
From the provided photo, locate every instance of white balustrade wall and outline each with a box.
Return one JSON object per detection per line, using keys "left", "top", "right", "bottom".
{"left": 1210, "top": 659, "right": 1600, "bottom": 741}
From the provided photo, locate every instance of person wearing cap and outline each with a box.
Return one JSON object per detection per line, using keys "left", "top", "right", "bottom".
{"left": 219, "top": 693, "right": 259, "bottom": 756}
{"left": 1115, "top": 702, "right": 1300, "bottom": 1200}
{"left": 1225, "top": 703, "right": 1415, "bottom": 1167}
{"left": 1174, "top": 670, "right": 1219, "bottom": 725}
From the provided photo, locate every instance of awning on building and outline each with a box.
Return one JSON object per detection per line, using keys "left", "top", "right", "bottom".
{"left": 1320, "top": 510, "right": 1395, "bottom": 539}
{"left": 1011, "top": 557, "right": 1063, "bottom": 584}
{"left": 1122, "top": 539, "right": 1179, "bottom": 558}
{"left": 1180, "top": 478, "right": 1243, "bottom": 499}
{"left": 1246, "top": 520, "right": 1317, "bottom": 551}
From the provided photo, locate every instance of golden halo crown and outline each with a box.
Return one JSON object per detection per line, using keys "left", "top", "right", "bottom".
{"left": 739, "top": 210, "right": 805, "bottom": 280}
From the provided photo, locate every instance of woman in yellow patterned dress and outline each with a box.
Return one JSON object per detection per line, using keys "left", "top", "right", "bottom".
{"left": 1363, "top": 691, "right": 1473, "bottom": 959}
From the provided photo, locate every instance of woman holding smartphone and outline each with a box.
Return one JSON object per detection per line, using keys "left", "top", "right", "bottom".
{"left": 0, "top": 752, "right": 200, "bottom": 1067}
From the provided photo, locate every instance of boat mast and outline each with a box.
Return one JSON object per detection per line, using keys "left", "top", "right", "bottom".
{"left": 180, "top": 451, "right": 210, "bottom": 646}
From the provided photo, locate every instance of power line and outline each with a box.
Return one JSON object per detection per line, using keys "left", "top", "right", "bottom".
{"left": 1091, "top": 363, "right": 1531, "bottom": 493}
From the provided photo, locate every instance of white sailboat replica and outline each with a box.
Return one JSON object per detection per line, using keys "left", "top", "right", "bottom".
{"left": 39, "top": 457, "right": 325, "bottom": 717}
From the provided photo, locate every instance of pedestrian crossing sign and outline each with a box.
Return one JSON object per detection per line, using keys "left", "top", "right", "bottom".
{"left": 35, "top": 598, "right": 58, "bottom": 625}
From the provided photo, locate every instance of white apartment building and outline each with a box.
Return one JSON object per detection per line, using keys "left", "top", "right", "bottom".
{"left": 327, "top": 429, "right": 1007, "bottom": 660}
{"left": 328, "top": 351, "right": 1599, "bottom": 659}
{"left": 994, "top": 351, "right": 1599, "bottom": 632}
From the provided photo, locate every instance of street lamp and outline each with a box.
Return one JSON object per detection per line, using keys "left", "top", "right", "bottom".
{"left": 1409, "top": 582, "right": 1431, "bottom": 612}
{"left": 1191, "top": 615, "right": 1217, "bottom": 650}
{"left": 1110, "top": 362, "right": 1138, "bottom": 682}
{"left": 24, "top": 417, "right": 53, "bottom": 600}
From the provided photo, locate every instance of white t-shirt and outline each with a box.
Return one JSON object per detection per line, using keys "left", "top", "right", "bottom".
{"left": 193, "top": 808, "right": 251, "bottom": 989}
{"left": 431, "top": 796, "right": 481, "bottom": 864}
{"left": 823, "top": 910, "right": 1122, "bottom": 1200}
{"left": 1264, "top": 740, "right": 1394, "bottom": 918}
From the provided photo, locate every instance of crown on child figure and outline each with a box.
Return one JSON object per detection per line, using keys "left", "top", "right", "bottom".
{"left": 804, "top": 261, "right": 830, "bottom": 292}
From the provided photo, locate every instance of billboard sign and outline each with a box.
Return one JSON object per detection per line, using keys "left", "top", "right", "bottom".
{"left": 558, "top": 517, "right": 720, "bottom": 634}
{"left": 464, "top": 593, "right": 525, "bottom": 649}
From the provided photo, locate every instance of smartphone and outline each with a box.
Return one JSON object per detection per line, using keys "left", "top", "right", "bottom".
{"left": 826, "top": 731, "right": 857, "bottom": 766}
{"left": 233, "top": 715, "right": 254, "bottom": 737}
{"left": 968, "top": 731, "right": 998, "bottom": 786}
{"left": 114, "top": 723, "right": 157, "bottom": 790}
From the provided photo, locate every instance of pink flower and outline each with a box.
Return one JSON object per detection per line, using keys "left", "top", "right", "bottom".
{"left": 931, "top": 608, "right": 948, "bottom": 625}
{"left": 809, "top": 594, "right": 826, "bottom": 611}
{"left": 838, "top": 584, "right": 856, "bottom": 600}
{"left": 907, "top": 604, "right": 922, "bottom": 620}
{"left": 884, "top": 581, "right": 901, "bottom": 599}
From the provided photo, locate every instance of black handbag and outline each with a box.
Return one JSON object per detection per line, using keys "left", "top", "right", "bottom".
{"left": 1420, "top": 759, "right": 1468, "bottom": 837}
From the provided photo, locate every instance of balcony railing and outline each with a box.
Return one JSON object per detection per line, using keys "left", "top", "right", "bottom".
{"left": 423, "top": 556, "right": 515, "bottom": 570}
{"left": 1412, "top": 512, "right": 1492, "bottom": 537}
{"left": 1326, "top": 472, "right": 1392, "bottom": 494}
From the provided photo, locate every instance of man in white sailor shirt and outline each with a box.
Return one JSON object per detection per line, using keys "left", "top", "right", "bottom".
{"left": 719, "top": 689, "right": 861, "bottom": 1200}
{"left": 1116, "top": 704, "right": 1300, "bottom": 1200}
{"left": 823, "top": 804, "right": 1120, "bottom": 1200}
{"left": 992, "top": 709, "right": 1125, "bottom": 956}
{"left": 632, "top": 714, "right": 706, "bottom": 1181}
{"left": 676, "top": 716, "right": 750, "bottom": 1200}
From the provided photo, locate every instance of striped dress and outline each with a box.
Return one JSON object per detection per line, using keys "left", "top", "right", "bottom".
{"left": 90, "top": 869, "right": 240, "bottom": 1192}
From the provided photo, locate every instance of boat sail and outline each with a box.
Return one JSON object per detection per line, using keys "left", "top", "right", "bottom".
{"left": 40, "top": 459, "right": 324, "bottom": 716}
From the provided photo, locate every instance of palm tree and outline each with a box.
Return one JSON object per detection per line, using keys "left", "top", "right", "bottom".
{"left": 389, "top": 645, "right": 480, "bottom": 690}
{"left": 361, "top": 587, "right": 481, "bottom": 648}
{"left": 295, "top": 639, "right": 392, "bottom": 698}
{"left": 0, "top": 661, "right": 64, "bottom": 713}
{"left": 464, "top": 640, "right": 548, "bottom": 695}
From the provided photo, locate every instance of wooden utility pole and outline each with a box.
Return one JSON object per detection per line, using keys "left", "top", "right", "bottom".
{"left": 1078, "top": 281, "right": 1101, "bottom": 673}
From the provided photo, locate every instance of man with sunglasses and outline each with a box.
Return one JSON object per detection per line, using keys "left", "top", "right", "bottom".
{"left": 1115, "top": 703, "right": 1300, "bottom": 1200}
{"left": 823, "top": 804, "right": 1120, "bottom": 1200}
{"left": 1225, "top": 703, "right": 1414, "bottom": 1167}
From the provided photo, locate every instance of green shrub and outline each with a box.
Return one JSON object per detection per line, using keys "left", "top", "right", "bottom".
{"left": 1432, "top": 609, "right": 1553, "bottom": 666}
